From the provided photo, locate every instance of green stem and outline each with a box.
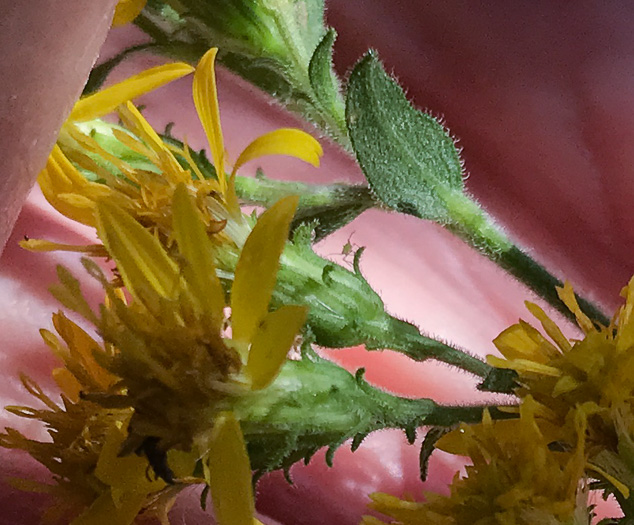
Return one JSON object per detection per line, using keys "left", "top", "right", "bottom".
{"left": 365, "top": 315, "right": 493, "bottom": 379}
{"left": 443, "top": 190, "right": 610, "bottom": 327}
{"left": 235, "top": 175, "right": 375, "bottom": 241}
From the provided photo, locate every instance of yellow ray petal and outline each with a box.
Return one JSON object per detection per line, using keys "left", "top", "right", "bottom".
{"left": 231, "top": 195, "right": 298, "bottom": 344}
{"left": 246, "top": 305, "right": 307, "bottom": 390}
{"left": 95, "top": 200, "right": 179, "bottom": 306}
{"left": 231, "top": 128, "right": 323, "bottom": 176}
{"left": 525, "top": 301, "right": 571, "bottom": 354}
{"left": 20, "top": 238, "right": 107, "bottom": 256}
{"left": 172, "top": 184, "right": 225, "bottom": 329}
{"left": 556, "top": 281, "right": 595, "bottom": 334}
{"left": 69, "top": 62, "right": 194, "bottom": 122}
{"left": 38, "top": 145, "right": 111, "bottom": 226}
{"left": 112, "top": 0, "right": 147, "bottom": 27}
{"left": 117, "top": 101, "right": 188, "bottom": 181}
{"left": 192, "top": 48, "right": 226, "bottom": 192}
{"left": 205, "top": 412, "right": 254, "bottom": 525}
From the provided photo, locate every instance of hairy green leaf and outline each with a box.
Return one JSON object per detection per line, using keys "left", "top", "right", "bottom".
{"left": 346, "top": 51, "right": 463, "bottom": 222}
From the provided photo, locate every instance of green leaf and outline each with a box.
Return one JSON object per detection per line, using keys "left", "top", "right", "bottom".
{"left": 346, "top": 51, "right": 464, "bottom": 222}
{"left": 309, "top": 28, "right": 345, "bottom": 127}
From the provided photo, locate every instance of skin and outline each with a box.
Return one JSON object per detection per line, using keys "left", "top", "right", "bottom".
{"left": 0, "top": 1, "right": 631, "bottom": 523}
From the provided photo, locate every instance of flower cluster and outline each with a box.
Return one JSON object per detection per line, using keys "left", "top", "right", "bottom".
{"left": 366, "top": 397, "right": 589, "bottom": 525}
{"left": 1, "top": 47, "right": 319, "bottom": 524}
{"left": 5, "top": 4, "right": 634, "bottom": 522}
{"left": 489, "top": 280, "right": 634, "bottom": 500}
{"left": 368, "top": 279, "right": 634, "bottom": 523}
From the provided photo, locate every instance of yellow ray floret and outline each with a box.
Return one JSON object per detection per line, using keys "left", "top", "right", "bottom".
{"left": 96, "top": 199, "right": 180, "bottom": 307}
{"left": 112, "top": 0, "right": 147, "bottom": 27}
{"left": 69, "top": 62, "right": 194, "bottom": 123}
{"left": 231, "top": 195, "right": 299, "bottom": 344}
{"left": 172, "top": 184, "right": 226, "bottom": 332}
{"left": 193, "top": 48, "right": 227, "bottom": 191}
{"left": 192, "top": 47, "right": 323, "bottom": 214}
{"left": 204, "top": 412, "right": 255, "bottom": 525}
{"left": 231, "top": 128, "right": 323, "bottom": 176}
{"left": 39, "top": 145, "right": 113, "bottom": 226}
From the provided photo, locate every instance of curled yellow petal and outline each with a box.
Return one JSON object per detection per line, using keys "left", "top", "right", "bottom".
{"left": 69, "top": 62, "right": 194, "bottom": 122}
{"left": 246, "top": 305, "right": 307, "bottom": 390}
{"left": 117, "top": 101, "right": 189, "bottom": 181}
{"left": 231, "top": 195, "right": 298, "bottom": 344}
{"left": 193, "top": 48, "right": 226, "bottom": 192}
{"left": 112, "top": 0, "right": 147, "bottom": 27}
{"left": 38, "top": 145, "right": 111, "bottom": 226}
{"left": 172, "top": 184, "right": 226, "bottom": 330}
{"left": 206, "top": 412, "right": 254, "bottom": 525}
{"left": 95, "top": 200, "right": 179, "bottom": 306}
{"left": 232, "top": 128, "right": 323, "bottom": 176}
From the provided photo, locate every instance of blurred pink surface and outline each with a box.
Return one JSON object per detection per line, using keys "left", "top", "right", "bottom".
{"left": 1, "top": 1, "right": 632, "bottom": 523}
{"left": 0, "top": 0, "right": 117, "bottom": 251}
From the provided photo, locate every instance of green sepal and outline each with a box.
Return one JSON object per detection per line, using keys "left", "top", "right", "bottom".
{"left": 235, "top": 350, "right": 500, "bottom": 478}
{"left": 346, "top": 51, "right": 463, "bottom": 222}
{"left": 478, "top": 366, "right": 519, "bottom": 393}
{"left": 419, "top": 426, "right": 453, "bottom": 481}
{"left": 308, "top": 28, "right": 346, "bottom": 132}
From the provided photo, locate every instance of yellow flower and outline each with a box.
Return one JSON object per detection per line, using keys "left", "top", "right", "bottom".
{"left": 365, "top": 397, "right": 589, "bottom": 525}
{"left": 14, "top": 45, "right": 318, "bottom": 525}
{"left": 488, "top": 279, "right": 634, "bottom": 460}
{"left": 37, "top": 60, "right": 194, "bottom": 228}
{"left": 112, "top": 0, "right": 147, "bottom": 27}
{"left": 43, "top": 183, "right": 305, "bottom": 524}
{"left": 28, "top": 47, "right": 322, "bottom": 253}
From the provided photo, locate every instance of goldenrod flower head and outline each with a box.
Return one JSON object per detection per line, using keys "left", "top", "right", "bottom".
{"left": 488, "top": 280, "right": 634, "bottom": 458}
{"left": 4, "top": 185, "right": 304, "bottom": 524}
{"left": 16, "top": 45, "right": 318, "bottom": 525}
{"left": 37, "top": 60, "right": 195, "bottom": 229}
{"left": 35, "top": 186, "right": 304, "bottom": 523}
{"left": 365, "top": 397, "right": 589, "bottom": 525}
{"left": 30, "top": 47, "right": 322, "bottom": 255}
